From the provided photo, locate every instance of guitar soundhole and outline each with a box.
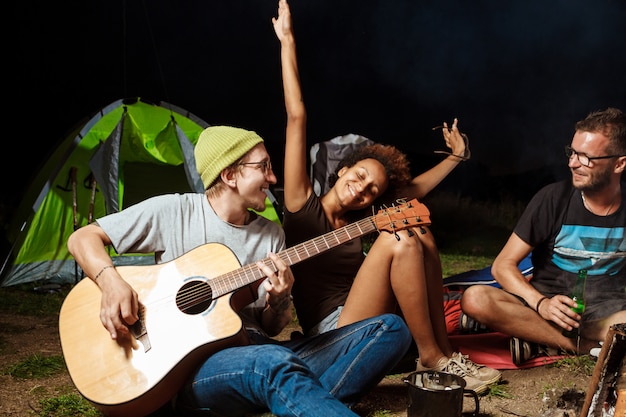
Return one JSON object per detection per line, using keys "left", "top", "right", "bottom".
{"left": 176, "top": 280, "right": 213, "bottom": 315}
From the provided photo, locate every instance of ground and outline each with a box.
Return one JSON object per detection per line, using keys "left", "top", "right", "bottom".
{"left": 0, "top": 310, "right": 596, "bottom": 417}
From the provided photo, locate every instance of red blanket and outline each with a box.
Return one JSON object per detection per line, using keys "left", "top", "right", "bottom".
{"left": 449, "top": 332, "right": 566, "bottom": 370}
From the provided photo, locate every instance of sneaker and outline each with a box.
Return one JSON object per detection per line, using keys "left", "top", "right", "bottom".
{"left": 589, "top": 341, "right": 603, "bottom": 359}
{"left": 448, "top": 352, "right": 502, "bottom": 395}
{"left": 415, "top": 356, "right": 449, "bottom": 373}
{"left": 509, "top": 337, "right": 560, "bottom": 366}
{"left": 459, "top": 312, "right": 490, "bottom": 334}
{"left": 451, "top": 352, "right": 502, "bottom": 384}
{"left": 415, "top": 354, "right": 501, "bottom": 394}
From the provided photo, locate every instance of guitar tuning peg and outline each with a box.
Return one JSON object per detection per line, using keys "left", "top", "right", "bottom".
{"left": 419, "top": 226, "right": 426, "bottom": 234}
{"left": 407, "top": 229, "right": 414, "bottom": 237}
{"left": 394, "top": 232, "right": 401, "bottom": 241}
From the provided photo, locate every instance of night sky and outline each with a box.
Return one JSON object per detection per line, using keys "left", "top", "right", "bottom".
{"left": 5, "top": 0, "right": 626, "bottom": 209}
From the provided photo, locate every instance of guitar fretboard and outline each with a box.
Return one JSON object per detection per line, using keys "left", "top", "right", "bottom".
{"left": 211, "top": 215, "right": 377, "bottom": 298}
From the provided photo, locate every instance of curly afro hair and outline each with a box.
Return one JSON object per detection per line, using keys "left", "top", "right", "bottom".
{"left": 328, "top": 143, "right": 412, "bottom": 204}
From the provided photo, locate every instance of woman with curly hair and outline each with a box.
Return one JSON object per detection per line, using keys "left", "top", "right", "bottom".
{"left": 273, "top": 0, "right": 500, "bottom": 393}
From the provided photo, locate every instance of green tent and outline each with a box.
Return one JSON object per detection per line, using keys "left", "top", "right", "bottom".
{"left": 1, "top": 97, "right": 280, "bottom": 287}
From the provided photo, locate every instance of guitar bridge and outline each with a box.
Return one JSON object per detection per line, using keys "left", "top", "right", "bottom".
{"left": 129, "top": 303, "right": 151, "bottom": 352}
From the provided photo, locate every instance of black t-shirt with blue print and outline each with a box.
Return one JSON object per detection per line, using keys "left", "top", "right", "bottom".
{"left": 514, "top": 180, "right": 626, "bottom": 319}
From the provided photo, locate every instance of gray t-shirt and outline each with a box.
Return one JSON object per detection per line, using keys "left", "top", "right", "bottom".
{"left": 96, "top": 193, "right": 286, "bottom": 335}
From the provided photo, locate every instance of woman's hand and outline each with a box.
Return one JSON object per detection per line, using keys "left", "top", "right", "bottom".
{"left": 272, "top": 0, "right": 292, "bottom": 43}
{"left": 434, "top": 118, "right": 471, "bottom": 161}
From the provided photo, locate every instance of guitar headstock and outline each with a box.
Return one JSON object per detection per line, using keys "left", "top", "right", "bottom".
{"left": 373, "top": 199, "right": 431, "bottom": 233}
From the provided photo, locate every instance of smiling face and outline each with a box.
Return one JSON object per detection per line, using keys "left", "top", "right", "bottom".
{"left": 568, "top": 130, "right": 616, "bottom": 192}
{"left": 333, "top": 158, "right": 389, "bottom": 210}
{"left": 236, "top": 143, "right": 277, "bottom": 212}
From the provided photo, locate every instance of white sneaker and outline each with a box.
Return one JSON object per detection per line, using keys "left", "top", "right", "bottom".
{"left": 415, "top": 353, "right": 501, "bottom": 394}
{"left": 451, "top": 352, "right": 501, "bottom": 387}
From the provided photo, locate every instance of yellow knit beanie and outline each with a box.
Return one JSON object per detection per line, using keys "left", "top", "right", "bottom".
{"left": 194, "top": 126, "right": 264, "bottom": 189}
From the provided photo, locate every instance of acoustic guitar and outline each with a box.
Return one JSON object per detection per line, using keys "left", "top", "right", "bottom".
{"left": 59, "top": 198, "right": 430, "bottom": 416}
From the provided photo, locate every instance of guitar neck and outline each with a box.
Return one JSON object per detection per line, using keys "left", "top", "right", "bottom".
{"left": 281, "top": 216, "right": 377, "bottom": 266}
{"left": 210, "top": 216, "right": 377, "bottom": 297}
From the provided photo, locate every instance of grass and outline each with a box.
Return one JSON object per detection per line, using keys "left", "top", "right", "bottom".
{"left": 38, "top": 393, "right": 101, "bottom": 417}
{"left": 0, "top": 283, "right": 69, "bottom": 316}
{"left": 550, "top": 354, "right": 596, "bottom": 376}
{"left": 0, "top": 192, "right": 526, "bottom": 417}
{"left": 2, "top": 354, "right": 66, "bottom": 379}
{"left": 486, "top": 383, "right": 514, "bottom": 399}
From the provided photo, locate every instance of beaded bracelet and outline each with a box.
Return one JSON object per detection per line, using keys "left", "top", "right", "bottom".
{"left": 535, "top": 296, "right": 549, "bottom": 313}
{"left": 94, "top": 265, "right": 114, "bottom": 281}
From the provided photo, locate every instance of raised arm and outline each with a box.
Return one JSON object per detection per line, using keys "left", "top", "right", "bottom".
{"left": 397, "top": 118, "right": 469, "bottom": 200}
{"left": 272, "top": 0, "right": 311, "bottom": 212}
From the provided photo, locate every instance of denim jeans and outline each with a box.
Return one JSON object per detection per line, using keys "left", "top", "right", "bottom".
{"left": 175, "top": 313, "right": 411, "bottom": 417}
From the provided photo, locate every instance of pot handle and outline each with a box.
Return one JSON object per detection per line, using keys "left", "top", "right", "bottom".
{"left": 403, "top": 379, "right": 419, "bottom": 389}
{"left": 463, "top": 389, "right": 480, "bottom": 417}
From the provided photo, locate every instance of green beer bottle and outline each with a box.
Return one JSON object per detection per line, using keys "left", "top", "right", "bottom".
{"left": 563, "top": 269, "right": 586, "bottom": 338}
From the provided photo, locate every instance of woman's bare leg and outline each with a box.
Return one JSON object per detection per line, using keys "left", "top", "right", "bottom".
{"left": 338, "top": 229, "right": 447, "bottom": 368}
{"left": 416, "top": 227, "right": 455, "bottom": 356}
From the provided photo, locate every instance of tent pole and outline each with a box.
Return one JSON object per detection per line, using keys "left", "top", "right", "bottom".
{"left": 71, "top": 167, "right": 78, "bottom": 284}
{"left": 88, "top": 174, "right": 97, "bottom": 224}
{"left": 77, "top": 174, "right": 98, "bottom": 283}
{"left": 0, "top": 221, "right": 26, "bottom": 279}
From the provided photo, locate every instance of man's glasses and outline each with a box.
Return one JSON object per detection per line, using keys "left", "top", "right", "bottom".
{"left": 564, "top": 146, "right": 623, "bottom": 167}
{"left": 238, "top": 160, "right": 273, "bottom": 174}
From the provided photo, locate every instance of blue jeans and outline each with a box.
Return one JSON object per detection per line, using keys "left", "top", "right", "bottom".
{"left": 175, "top": 313, "right": 411, "bottom": 417}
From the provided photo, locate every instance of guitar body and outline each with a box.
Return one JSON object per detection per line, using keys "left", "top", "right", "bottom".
{"left": 59, "top": 243, "right": 251, "bottom": 417}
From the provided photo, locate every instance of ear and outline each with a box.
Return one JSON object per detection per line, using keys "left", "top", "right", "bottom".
{"left": 337, "top": 166, "right": 348, "bottom": 177}
{"left": 220, "top": 167, "right": 238, "bottom": 187}
{"left": 615, "top": 156, "right": 626, "bottom": 174}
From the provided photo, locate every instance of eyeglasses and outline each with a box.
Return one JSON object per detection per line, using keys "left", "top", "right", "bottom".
{"left": 564, "top": 146, "right": 623, "bottom": 167}
{"left": 238, "top": 160, "right": 273, "bottom": 174}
